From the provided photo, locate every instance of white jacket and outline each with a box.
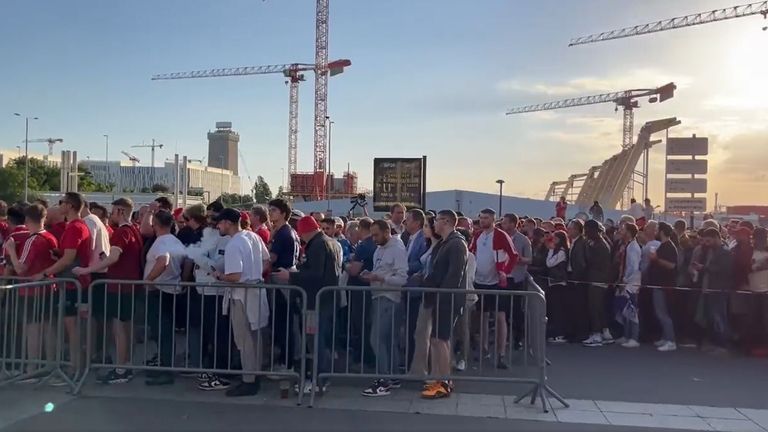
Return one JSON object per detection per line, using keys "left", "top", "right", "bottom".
{"left": 186, "top": 227, "right": 230, "bottom": 295}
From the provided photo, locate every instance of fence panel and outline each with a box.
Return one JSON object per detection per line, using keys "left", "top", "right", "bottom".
{"left": 73, "top": 279, "right": 308, "bottom": 404}
{"left": 309, "top": 277, "right": 567, "bottom": 412}
{"left": 0, "top": 277, "right": 82, "bottom": 392}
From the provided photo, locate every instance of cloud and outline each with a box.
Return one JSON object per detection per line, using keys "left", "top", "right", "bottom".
{"left": 498, "top": 68, "right": 693, "bottom": 98}
{"left": 708, "top": 130, "right": 768, "bottom": 203}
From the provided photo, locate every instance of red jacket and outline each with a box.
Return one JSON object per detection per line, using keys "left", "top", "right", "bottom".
{"left": 468, "top": 228, "right": 519, "bottom": 275}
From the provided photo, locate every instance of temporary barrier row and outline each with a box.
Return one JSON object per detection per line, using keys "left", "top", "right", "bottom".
{"left": 2, "top": 276, "right": 567, "bottom": 412}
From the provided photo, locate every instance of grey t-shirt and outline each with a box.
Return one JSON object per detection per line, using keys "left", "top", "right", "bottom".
{"left": 509, "top": 231, "right": 532, "bottom": 282}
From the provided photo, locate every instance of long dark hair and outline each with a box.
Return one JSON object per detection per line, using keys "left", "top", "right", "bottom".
{"left": 425, "top": 215, "right": 440, "bottom": 248}
{"left": 553, "top": 230, "right": 569, "bottom": 255}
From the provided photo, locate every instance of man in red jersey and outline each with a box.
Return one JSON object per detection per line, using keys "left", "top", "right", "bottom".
{"left": 74, "top": 197, "right": 143, "bottom": 384}
{"left": 34, "top": 192, "right": 92, "bottom": 375}
{"left": 46, "top": 205, "right": 67, "bottom": 243}
{"left": 5, "top": 204, "right": 58, "bottom": 380}
{"left": 2, "top": 205, "right": 30, "bottom": 275}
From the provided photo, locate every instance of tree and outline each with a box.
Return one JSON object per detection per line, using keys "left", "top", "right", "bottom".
{"left": 151, "top": 183, "right": 170, "bottom": 193}
{"left": 251, "top": 176, "right": 273, "bottom": 203}
{"left": 275, "top": 185, "right": 286, "bottom": 199}
{"left": 77, "top": 164, "right": 112, "bottom": 192}
{"left": 215, "top": 193, "right": 254, "bottom": 208}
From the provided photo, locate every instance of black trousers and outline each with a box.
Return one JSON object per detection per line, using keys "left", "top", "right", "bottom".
{"left": 147, "top": 291, "right": 177, "bottom": 370}
{"left": 189, "top": 290, "right": 233, "bottom": 370}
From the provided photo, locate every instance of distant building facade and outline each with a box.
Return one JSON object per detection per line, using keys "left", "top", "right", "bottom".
{"left": 207, "top": 122, "right": 239, "bottom": 175}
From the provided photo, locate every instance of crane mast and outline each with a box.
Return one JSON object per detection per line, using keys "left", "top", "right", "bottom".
{"left": 313, "top": 0, "right": 330, "bottom": 198}
{"left": 569, "top": 1, "right": 768, "bottom": 46}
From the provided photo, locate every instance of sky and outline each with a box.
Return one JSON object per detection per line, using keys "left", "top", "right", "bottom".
{"left": 1, "top": 0, "right": 767, "bottom": 208}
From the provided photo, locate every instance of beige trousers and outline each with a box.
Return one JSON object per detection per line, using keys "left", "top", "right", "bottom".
{"left": 230, "top": 299, "right": 263, "bottom": 383}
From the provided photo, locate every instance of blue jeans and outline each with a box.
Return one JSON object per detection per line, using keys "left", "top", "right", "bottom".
{"left": 370, "top": 297, "right": 400, "bottom": 376}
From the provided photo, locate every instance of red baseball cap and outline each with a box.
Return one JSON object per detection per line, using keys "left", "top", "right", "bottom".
{"left": 239, "top": 211, "right": 250, "bottom": 223}
{"left": 296, "top": 216, "right": 320, "bottom": 236}
{"left": 172, "top": 208, "right": 184, "bottom": 220}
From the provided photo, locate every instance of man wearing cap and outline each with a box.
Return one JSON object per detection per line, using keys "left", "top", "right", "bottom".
{"left": 213, "top": 208, "right": 271, "bottom": 397}
{"left": 273, "top": 216, "right": 340, "bottom": 394}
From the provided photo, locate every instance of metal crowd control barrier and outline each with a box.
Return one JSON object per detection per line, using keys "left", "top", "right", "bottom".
{"left": 309, "top": 277, "right": 568, "bottom": 412}
{"left": 0, "top": 277, "right": 83, "bottom": 392}
{"left": 74, "top": 279, "right": 308, "bottom": 404}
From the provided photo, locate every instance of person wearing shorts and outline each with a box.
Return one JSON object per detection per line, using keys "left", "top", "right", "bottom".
{"left": 4, "top": 204, "right": 59, "bottom": 378}
{"left": 75, "top": 198, "right": 143, "bottom": 384}
{"left": 421, "top": 210, "right": 468, "bottom": 400}
{"left": 35, "top": 192, "right": 92, "bottom": 376}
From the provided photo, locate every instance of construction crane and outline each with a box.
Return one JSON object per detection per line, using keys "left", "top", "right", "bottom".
{"left": 507, "top": 82, "right": 676, "bottom": 150}
{"left": 131, "top": 139, "right": 164, "bottom": 186}
{"left": 569, "top": 1, "right": 768, "bottom": 46}
{"left": 151, "top": 59, "right": 351, "bottom": 180}
{"left": 121, "top": 150, "right": 140, "bottom": 166}
{"left": 507, "top": 82, "right": 676, "bottom": 206}
{"left": 25, "top": 138, "right": 63, "bottom": 156}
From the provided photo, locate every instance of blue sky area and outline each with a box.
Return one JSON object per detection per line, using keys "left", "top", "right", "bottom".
{"left": 1, "top": 0, "right": 766, "bottom": 205}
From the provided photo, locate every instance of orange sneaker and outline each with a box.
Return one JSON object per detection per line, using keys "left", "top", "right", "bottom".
{"left": 421, "top": 381, "right": 451, "bottom": 399}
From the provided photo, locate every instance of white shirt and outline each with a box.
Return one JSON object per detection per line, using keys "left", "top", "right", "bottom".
{"left": 144, "top": 233, "right": 187, "bottom": 294}
{"left": 474, "top": 230, "right": 498, "bottom": 285}
{"left": 629, "top": 202, "right": 644, "bottom": 220}
{"left": 223, "top": 230, "right": 270, "bottom": 329}
{"left": 623, "top": 239, "right": 642, "bottom": 292}
{"left": 83, "top": 214, "right": 111, "bottom": 269}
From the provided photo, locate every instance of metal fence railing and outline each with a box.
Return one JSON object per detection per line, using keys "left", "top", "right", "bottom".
{"left": 308, "top": 276, "right": 568, "bottom": 412}
{"left": 2, "top": 275, "right": 567, "bottom": 412}
{"left": 0, "top": 277, "right": 83, "bottom": 391}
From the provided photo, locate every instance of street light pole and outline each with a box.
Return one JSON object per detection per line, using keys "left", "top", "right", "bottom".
{"left": 14, "top": 113, "right": 38, "bottom": 202}
{"left": 219, "top": 155, "right": 225, "bottom": 201}
{"left": 496, "top": 179, "right": 505, "bottom": 216}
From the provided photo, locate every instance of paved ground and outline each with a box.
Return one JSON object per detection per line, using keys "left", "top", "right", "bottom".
{"left": 1, "top": 343, "right": 767, "bottom": 431}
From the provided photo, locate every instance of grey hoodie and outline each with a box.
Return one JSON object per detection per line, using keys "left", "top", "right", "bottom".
{"left": 370, "top": 236, "right": 409, "bottom": 303}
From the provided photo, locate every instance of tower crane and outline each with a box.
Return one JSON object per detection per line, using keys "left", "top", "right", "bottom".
{"left": 132, "top": 139, "right": 164, "bottom": 186}
{"left": 507, "top": 82, "right": 677, "bottom": 205}
{"left": 507, "top": 82, "right": 676, "bottom": 150}
{"left": 569, "top": 1, "right": 768, "bottom": 46}
{"left": 121, "top": 151, "right": 140, "bottom": 166}
{"left": 25, "top": 138, "right": 63, "bottom": 156}
{"left": 151, "top": 59, "right": 351, "bottom": 181}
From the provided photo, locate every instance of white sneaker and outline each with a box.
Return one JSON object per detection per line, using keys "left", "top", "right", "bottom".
{"left": 455, "top": 360, "right": 466, "bottom": 371}
{"left": 654, "top": 340, "right": 667, "bottom": 347}
{"left": 621, "top": 339, "right": 640, "bottom": 348}
{"left": 615, "top": 337, "right": 627, "bottom": 345}
{"left": 601, "top": 329, "right": 614, "bottom": 344}
{"left": 657, "top": 341, "right": 677, "bottom": 352}
{"left": 582, "top": 334, "right": 603, "bottom": 347}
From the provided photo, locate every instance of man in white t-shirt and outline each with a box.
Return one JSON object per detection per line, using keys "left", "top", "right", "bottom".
{"left": 81, "top": 201, "right": 111, "bottom": 279}
{"left": 213, "top": 208, "right": 270, "bottom": 397}
{"left": 143, "top": 210, "right": 187, "bottom": 386}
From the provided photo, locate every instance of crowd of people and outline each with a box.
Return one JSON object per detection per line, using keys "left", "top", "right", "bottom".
{"left": 1, "top": 194, "right": 766, "bottom": 403}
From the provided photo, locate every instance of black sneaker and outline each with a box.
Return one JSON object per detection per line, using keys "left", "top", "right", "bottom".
{"left": 196, "top": 372, "right": 213, "bottom": 382}
{"left": 198, "top": 375, "right": 231, "bottom": 391}
{"left": 145, "top": 355, "right": 159, "bottom": 367}
{"left": 361, "top": 379, "right": 391, "bottom": 397}
{"left": 497, "top": 357, "right": 509, "bottom": 370}
{"left": 101, "top": 368, "right": 133, "bottom": 384}
{"left": 389, "top": 379, "right": 402, "bottom": 389}
{"left": 225, "top": 380, "right": 260, "bottom": 397}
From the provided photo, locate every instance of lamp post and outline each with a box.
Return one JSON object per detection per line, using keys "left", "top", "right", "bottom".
{"left": 14, "top": 113, "right": 39, "bottom": 202}
{"left": 15, "top": 146, "right": 21, "bottom": 157}
{"left": 495, "top": 179, "right": 505, "bottom": 216}
{"left": 219, "top": 155, "right": 225, "bottom": 201}
{"left": 325, "top": 115, "right": 334, "bottom": 213}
